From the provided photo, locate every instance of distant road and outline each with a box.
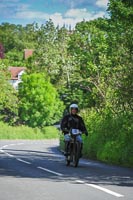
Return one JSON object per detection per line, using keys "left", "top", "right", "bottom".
{"left": 0, "top": 140, "right": 133, "bottom": 200}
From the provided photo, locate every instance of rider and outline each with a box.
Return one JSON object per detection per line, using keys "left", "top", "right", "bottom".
{"left": 60, "top": 103, "right": 88, "bottom": 157}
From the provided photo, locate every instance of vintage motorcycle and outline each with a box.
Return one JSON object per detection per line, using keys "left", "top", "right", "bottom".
{"left": 65, "top": 129, "right": 82, "bottom": 167}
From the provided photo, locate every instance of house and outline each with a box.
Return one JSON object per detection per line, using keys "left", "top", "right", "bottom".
{"left": 9, "top": 67, "right": 26, "bottom": 90}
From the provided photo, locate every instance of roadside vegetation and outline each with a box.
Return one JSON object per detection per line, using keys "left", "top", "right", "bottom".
{"left": 0, "top": 122, "right": 59, "bottom": 139}
{"left": 81, "top": 110, "right": 133, "bottom": 167}
{"left": 0, "top": 0, "right": 132, "bottom": 167}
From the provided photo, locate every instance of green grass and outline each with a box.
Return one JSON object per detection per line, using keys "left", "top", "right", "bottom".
{"left": 59, "top": 133, "right": 65, "bottom": 151}
{"left": 0, "top": 121, "right": 59, "bottom": 139}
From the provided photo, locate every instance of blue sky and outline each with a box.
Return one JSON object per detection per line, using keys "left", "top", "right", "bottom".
{"left": 0, "top": 0, "right": 109, "bottom": 28}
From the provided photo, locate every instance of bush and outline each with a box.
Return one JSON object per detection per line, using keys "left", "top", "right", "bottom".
{"left": 82, "top": 109, "right": 133, "bottom": 167}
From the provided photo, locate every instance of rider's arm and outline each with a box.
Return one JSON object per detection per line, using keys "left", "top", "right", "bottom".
{"left": 60, "top": 115, "right": 69, "bottom": 134}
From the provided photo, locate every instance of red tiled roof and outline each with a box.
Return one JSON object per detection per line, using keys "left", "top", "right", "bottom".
{"left": 9, "top": 67, "right": 26, "bottom": 80}
{"left": 24, "top": 49, "right": 33, "bottom": 59}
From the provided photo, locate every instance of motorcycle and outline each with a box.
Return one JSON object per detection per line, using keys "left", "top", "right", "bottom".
{"left": 65, "top": 129, "right": 82, "bottom": 167}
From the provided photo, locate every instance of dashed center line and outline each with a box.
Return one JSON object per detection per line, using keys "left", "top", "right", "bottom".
{"left": 16, "top": 158, "right": 31, "bottom": 165}
{"left": 37, "top": 166, "right": 63, "bottom": 176}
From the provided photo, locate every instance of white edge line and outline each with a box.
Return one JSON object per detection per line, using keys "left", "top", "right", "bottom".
{"left": 87, "top": 183, "right": 124, "bottom": 198}
{"left": 4, "top": 152, "right": 14, "bottom": 157}
{"left": 76, "top": 180, "right": 124, "bottom": 198}
{"left": 37, "top": 166, "right": 63, "bottom": 176}
{"left": 1, "top": 144, "right": 31, "bottom": 165}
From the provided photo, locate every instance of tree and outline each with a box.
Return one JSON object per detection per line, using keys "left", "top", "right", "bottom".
{"left": 0, "top": 43, "right": 4, "bottom": 58}
{"left": 29, "top": 20, "right": 72, "bottom": 85}
{"left": 0, "top": 61, "right": 18, "bottom": 123}
{"left": 106, "top": 0, "right": 133, "bottom": 112}
{"left": 68, "top": 19, "right": 110, "bottom": 109}
{"left": 107, "top": 0, "right": 133, "bottom": 23}
{"left": 18, "top": 73, "right": 64, "bottom": 127}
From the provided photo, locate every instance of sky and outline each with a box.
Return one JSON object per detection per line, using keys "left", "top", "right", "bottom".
{"left": 0, "top": 0, "right": 109, "bottom": 28}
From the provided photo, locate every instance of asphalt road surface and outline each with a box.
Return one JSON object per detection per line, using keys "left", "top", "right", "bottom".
{"left": 0, "top": 140, "right": 133, "bottom": 200}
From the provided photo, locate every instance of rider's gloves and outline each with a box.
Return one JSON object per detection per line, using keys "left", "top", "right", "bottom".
{"left": 62, "top": 128, "right": 69, "bottom": 134}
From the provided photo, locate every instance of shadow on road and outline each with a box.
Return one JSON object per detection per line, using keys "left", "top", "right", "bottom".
{"left": 0, "top": 143, "right": 133, "bottom": 188}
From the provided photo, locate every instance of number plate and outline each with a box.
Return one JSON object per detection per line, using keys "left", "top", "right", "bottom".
{"left": 71, "top": 129, "right": 80, "bottom": 135}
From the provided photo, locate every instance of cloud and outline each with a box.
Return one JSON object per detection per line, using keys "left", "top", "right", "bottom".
{"left": 0, "top": 0, "right": 22, "bottom": 18}
{"left": 50, "top": 8, "right": 105, "bottom": 28}
{"left": 15, "top": 9, "right": 49, "bottom": 20}
{"left": 65, "top": 8, "right": 104, "bottom": 20}
{"left": 96, "top": 0, "right": 109, "bottom": 8}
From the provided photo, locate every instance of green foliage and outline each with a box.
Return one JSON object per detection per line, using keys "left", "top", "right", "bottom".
{"left": 68, "top": 20, "right": 111, "bottom": 109}
{"left": 5, "top": 50, "right": 27, "bottom": 67}
{"left": 0, "top": 22, "right": 38, "bottom": 53}
{"left": 28, "top": 20, "right": 72, "bottom": 87}
{"left": 82, "top": 109, "right": 133, "bottom": 167}
{"left": 18, "top": 73, "right": 64, "bottom": 127}
{"left": 0, "top": 61, "right": 18, "bottom": 124}
{"left": 59, "top": 132, "right": 65, "bottom": 151}
{"left": 104, "top": 1, "right": 133, "bottom": 113}
{"left": 107, "top": 0, "right": 133, "bottom": 23}
{"left": 0, "top": 121, "right": 59, "bottom": 139}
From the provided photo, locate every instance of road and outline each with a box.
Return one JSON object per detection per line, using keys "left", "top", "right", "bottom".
{"left": 0, "top": 140, "right": 133, "bottom": 200}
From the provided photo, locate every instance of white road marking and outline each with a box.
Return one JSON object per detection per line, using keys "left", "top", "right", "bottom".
{"left": 0, "top": 149, "right": 4, "bottom": 153}
{"left": 76, "top": 180, "right": 124, "bottom": 198}
{"left": 37, "top": 166, "right": 63, "bottom": 176}
{"left": 2, "top": 145, "right": 9, "bottom": 148}
{"left": 16, "top": 158, "right": 31, "bottom": 165}
{"left": 4, "top": 151, "right": 15, "bottom": 157}
{"left": 0, "top": 143, "right": 25, "bottom": 157}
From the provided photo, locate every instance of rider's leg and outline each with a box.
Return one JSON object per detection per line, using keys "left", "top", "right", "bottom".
{"left": 64, "top": 134, "right": 71, "bottom": 156}
{"left": 76, "top": 135, "right": 83, "bottom": 157}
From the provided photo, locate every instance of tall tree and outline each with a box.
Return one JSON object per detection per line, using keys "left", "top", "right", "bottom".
{"left": 68, "top": 19, "right": 110, "bottom": 109}
{"left": 106, "top": 0, "right": 133, "bottom": 112}
{"left": 28, "top": 20, "right": 76, "bottom": 96}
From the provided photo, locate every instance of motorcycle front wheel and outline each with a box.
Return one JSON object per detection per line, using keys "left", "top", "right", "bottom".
{"left": 73, "top": 142, "right": 80, "bottom": 167}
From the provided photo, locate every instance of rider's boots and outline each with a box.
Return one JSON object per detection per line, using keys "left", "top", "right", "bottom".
{"left": 80, "top": 143, "right": 83, "bottom": 158}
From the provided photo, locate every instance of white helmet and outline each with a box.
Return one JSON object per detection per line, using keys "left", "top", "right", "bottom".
{"left": 70, "top": 103, "right": 78, "bottom": 111}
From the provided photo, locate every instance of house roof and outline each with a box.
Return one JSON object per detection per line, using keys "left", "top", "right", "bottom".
{"left": 24, "top": 49, "right": 34, "bottom": 59}
{"left": 9, "top": 66, "right": 26, "bottom": 80}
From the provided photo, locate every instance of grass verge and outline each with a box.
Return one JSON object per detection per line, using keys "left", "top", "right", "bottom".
{"left": 0, "top": 121, "right": 59, "bottom": 139}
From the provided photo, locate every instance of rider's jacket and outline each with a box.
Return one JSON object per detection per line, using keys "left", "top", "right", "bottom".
{"left": 60, "top": 114, "right": 88, "bottom": 135}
